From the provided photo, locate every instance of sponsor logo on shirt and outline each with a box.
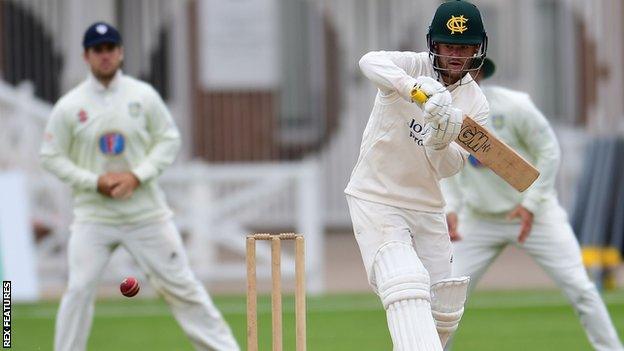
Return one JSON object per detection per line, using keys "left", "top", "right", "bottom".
{"left": 408, "top": 118, "right": 425, "bottom": 146}
{"left": 99, "top": 132, "right": 125, "bottom": 155}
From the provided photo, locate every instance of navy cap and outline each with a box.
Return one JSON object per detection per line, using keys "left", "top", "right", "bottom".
{"left": 83, "top": 22, "right": 122, "bottom": 49}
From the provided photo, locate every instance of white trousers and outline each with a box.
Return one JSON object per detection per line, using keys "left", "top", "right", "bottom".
{"left": 346, "top": 195, "right": 452, "bottom": 291}
{"left": 54, "top": 219, "right": 240, "bottom": 351}
{"left": 452, "top": 204, "right": 623, "bottom": 351}
{"left": 347, "top": 195, "right": 452, "bottom": 351}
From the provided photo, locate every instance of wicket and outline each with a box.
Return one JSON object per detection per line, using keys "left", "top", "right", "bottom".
{"left": 246, "top": 233, "right": 306, "bottom": 351}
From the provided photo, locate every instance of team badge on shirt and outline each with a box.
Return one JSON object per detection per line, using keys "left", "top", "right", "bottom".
{"left": 128, "top": 102, "right": 142, "bottom": 118}
{"left": 99, "top": 132, "right": 125, "bottom": 155}
{"left": 491, "top": 114, "right": 505, "bottom": 130}
{"left": 78, "top": 109, "right": 88, "bottom": 123}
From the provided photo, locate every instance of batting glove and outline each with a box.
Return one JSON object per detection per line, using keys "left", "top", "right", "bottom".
{"left": 413, "top": 76, "right": 446, "bottom": 98}
{"left": 422, "top": 91, "right": 453, "bottom": 125}
{"left": 424, "top": 107, "right": 463, "bottom": 149}
{"left": 413, "top": 76, "right": 453, "bottom": 125}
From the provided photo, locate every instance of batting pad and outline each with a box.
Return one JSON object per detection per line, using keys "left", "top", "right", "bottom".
{"left": 373, "top": 242, "right": 442, "bottom": 351}
{"left": 373, "top": 241, "right": 431, "bottom": 308}
{"left": 431, "top": 276, "right": 470, "bottom": 348}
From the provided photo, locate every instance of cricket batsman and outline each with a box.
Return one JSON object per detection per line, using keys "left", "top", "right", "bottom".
{"left": 40, "top": 22, "right": 239, "bottom": 351}
{"left": 345, "top": 1, "right": 489, "bottom": 349}
{"left": 444, "top": 58, "right": 624, "bottom": 350}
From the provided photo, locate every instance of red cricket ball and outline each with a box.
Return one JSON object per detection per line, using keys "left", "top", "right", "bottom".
{"left": 120, "top": 277, "right": 140, "bottom": 297}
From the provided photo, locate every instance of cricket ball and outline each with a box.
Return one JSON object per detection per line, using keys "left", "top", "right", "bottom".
{"left": 120, "top": 277, "right": 140, "bottom": 297}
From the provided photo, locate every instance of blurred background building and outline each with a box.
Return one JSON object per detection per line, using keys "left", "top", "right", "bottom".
{"left": 0, "top": 0, "right": 623, "bottom": 300}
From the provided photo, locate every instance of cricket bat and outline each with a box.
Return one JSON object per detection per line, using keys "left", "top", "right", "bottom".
{"left": 412, "top": 89, "right": 540, "bottom": 192}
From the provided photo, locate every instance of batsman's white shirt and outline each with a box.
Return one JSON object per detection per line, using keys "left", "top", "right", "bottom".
{"left": 441, "top": 85, "right": 560, "bottom": 214}
{"left": 345, "top": 51, "right": 489, "bottom": 212}
{"left": 40, "top": 71, "right": 180, "bottom": 224}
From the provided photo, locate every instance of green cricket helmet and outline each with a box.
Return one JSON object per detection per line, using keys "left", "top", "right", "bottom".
{"left": 427, "top": 1, "right": 488, "bottom": 77}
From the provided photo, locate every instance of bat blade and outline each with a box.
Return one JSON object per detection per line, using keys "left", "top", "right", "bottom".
{"left": 411, "top": 88, "right": 539, "bottom": 192}
{"left": 457, "top": 116, "right": 539, "bottom": 192}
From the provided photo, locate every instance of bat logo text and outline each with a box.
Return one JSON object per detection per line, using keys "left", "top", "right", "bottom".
{"left": 458, "top": 126, "right": 491, "bottom": 153}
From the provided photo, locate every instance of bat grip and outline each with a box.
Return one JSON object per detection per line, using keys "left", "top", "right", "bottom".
{"left": 411, "top": 88, "right": 429, "bottom": 104}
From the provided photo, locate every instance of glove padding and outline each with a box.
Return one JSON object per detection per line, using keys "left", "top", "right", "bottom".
{"left": 424, "top": 107, "right": 463, "bottom": 150}
{"left": 413, "top": 76, "right": 447, "bottom": 98}
{"left": 422, "top": 91, "right": 453, "bottom": 125}
{"left": 413, "top": 76, "right": 453, "bottom": 126}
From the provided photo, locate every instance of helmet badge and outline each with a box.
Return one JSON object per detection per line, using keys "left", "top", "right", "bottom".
{"left": 446, "top": 15, "right": 468, "bottom": 34}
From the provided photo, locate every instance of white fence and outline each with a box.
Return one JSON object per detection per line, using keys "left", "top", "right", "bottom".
{"left": 0, "top": 79, "right": 326, "bottom": 296}
{"left": 162, "top": 160, "right": 325, "bottom": 293}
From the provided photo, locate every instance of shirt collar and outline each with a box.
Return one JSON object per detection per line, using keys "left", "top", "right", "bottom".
{"left": 87, "top": 69, "right": 123, "bottom": 93}
{"left": 445, "top": 72, "right": 475, "bottom": 92}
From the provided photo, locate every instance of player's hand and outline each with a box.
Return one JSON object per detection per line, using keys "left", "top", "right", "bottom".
{"left": 507, "top": 205, "right": 534, "bottom": 244}
{"left": 446, "top": 212, "right": 462, "bottom": 241}
{"left": 423, "top": 107, "right": 463, "bottom": 149}
{"left": 422, "top": 91, "right": 454, "bottom": 125}
{"left": 109, "top": 172, "right": 141, "bottom": 200}
{"left": 413, "top": 77, "right": 453, "bottom": 125}
{"left": 97, "top": 174, "right": 118, "bottom": 197}
{"left": 413, "top": 76, "right": 446, "bottom": 100}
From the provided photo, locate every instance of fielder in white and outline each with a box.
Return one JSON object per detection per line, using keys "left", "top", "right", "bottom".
{"left": 443, "top": 58, "right": 623, "bottom": 351}
{"left": 345, "top": 1, "right": 489, "bottom": 350}
{"left": 40, "top": 22, "right": 239, "bottom": 351}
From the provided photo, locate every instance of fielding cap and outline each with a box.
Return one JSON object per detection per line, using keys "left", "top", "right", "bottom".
{"left": 83, "top": 22, "right": 122, "bottom": 49}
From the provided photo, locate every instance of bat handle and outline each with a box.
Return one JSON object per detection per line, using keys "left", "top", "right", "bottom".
{"left": 411, "top": 88, "right": 429, "bottom": 105}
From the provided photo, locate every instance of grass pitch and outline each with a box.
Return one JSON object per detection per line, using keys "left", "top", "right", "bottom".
{"left": 14, "top": 290, "right": 624, "bottom": 350}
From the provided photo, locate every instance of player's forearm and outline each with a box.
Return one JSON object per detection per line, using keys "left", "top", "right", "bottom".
{"left": 132, "top": 136, "right": 181, "bottom": 183}
{"left": 518, "top": 103, "right": 561, "bottom": 211}
{"left": 40, "top": 153, "right": 98, "bottom": 191}
{"left": 425, "top": 142, "right": 467, "bottom": 179}
{"left": 359, "top": 51, "right": 417, "bottom": 100}
{"left": 521, "top": 137, "right": 560, "bottom": 212}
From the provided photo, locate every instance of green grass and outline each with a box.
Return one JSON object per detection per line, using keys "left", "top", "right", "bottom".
{"left": 12, "top": 290, "right": 624, "bottom": 350}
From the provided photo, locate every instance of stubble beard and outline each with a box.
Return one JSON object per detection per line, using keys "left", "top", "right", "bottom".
{"left": 439, "top": 59, "right": 470, "bottom": 85}
{"left": 92, "top": 62, "right": 120, "bottom": 86}
{"left": 440, "top": 69, "right": 462, "bottom": 85}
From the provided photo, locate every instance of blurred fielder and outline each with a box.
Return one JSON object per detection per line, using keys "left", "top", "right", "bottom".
{"left": 40, "top": 22, "right": 239, "bottom": 351}
{"left": 444, "top": 58, "right": 623, "bottom": 351}
{"left": 345, "top": 1, "right": 489, "bottom": 349}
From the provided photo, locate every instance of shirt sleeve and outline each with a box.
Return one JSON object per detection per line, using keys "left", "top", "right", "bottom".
{"left": 39, "top": 104, "right": 99, "bottom": 191}
{"left": 358, "top": 51, "right": 420, "bottom": 101}
{"left": 514, "top": 95, "right": 561, "bottom": 213}
{"left": 132, "top": 87, "right": 181, "bottom": 183}
{"left": 469, "top": 97, "right": 489, "bottom": 127}
{"left": 425, "top": 143, "right": 468, "bottom": 180}
{"left": 440, "top": 175, "right": 464, "bottom": 213}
